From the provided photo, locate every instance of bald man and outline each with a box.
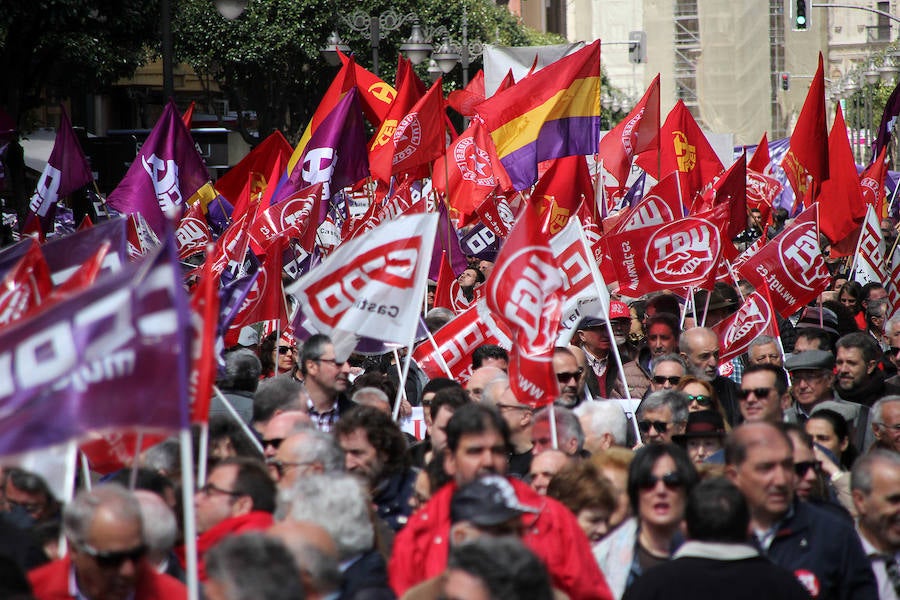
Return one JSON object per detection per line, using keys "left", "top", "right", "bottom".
{"left": 680, "top": 327, "right": 741, "bottom": 425}
{"left": 262, "top": 410, "right": 311, "bottom": 459}
{"left": 465, "top": 366, "right": 506, "bottom": 402}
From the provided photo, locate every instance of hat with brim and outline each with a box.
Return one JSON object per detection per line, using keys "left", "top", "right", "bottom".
{"left": 784, "top": 349, "right": 835, "bottom": 372}
{"left": 672, "top": 410, "right": 727, "bottom": 445}
{"left": 450, "top": 475, "right": 539, "bottom": 527}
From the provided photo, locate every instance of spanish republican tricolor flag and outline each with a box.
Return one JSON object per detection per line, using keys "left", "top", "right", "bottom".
{"left": 475, "top": 40, "right": 601, "bottom": 191}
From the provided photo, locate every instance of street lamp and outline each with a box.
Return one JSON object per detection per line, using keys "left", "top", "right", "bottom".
{"left": 320, "top": 31, "right": 351, "bottom": 67}
{"left": 214, "top": 0, "right": 247, "bottom": 20}
{"left": 422, "top": 7, "right": 485, "bottom": 87}
{"left": 331, "top": 8, "right": 419, "bottom": 76}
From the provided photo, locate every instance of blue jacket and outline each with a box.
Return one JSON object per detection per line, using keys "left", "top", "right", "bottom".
{"left": 763, "top": 501, "right": 877, "bottom": 600}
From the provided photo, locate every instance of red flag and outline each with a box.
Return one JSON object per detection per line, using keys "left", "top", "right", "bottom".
{"left": 817, "top": 104, "right": 866, "bottom": 247}
{"left": 384, "top": 79, "right": 446, "bottom": 181}
{"left": 434, "top": 119, "right": 498, "bottom": 221}
{"left": 598, "top": 74, "right": 660, "bottom": 186}
{"left": 636, "top": 100, "right": 722, "bottom": 203}
{"left": 433, "top": 251, "right": 456, "bottom": 311}
{"left": 475, "top": 192, "right": 516, "bottom": 238}
{"left": 485, "top": 202, "right": 564, "bottom": 408}
{"left": 861, "top": 146, "right": 888, "bottom": 218}
{"left": 736, "top": 204, "right": 830, "bottom": 316}
{"left": 532, "top": 156, "right": 592, "bottom": 236}
{"left": 226, "top": 235, "right": 289, "bottom": 344}
{"left": 339, "top": 50, "right": 396, "bottom": 126}
{"left": 188, "top": 257, "right": 221, "bottom": 423}
{"left": 175, "top": 202, "right": 212, "bottom": 260}
{"left": 47, "top": 242, "right": 109, "bottom": 303}
{"left": 609, "top": 171, "right": 684, "bottom": 235}
{"left": 77, "top": 215, "right": 94, "bottom": 230}
{"left": 605, "top": 202, "right": 730, "bottom": 296}
{"left": 711, "top": 289, "right": 779, "bottom": 364}
{"left": 782, "top": 53, "right": 828, "bottom": 200}
{"left": 747, "top": 132, "right": 770, "bottom": 173}
{"left": 746, "top": 169, "right": 782, "bottom": 227}
{"left": 246, "top": 182, "right": 321, "bottom": 254}
{"left": 448, "top": 69, "right": 486, "bottom": 117}
{"left": 412, "top": 301, "right": 511, "bottom": 383}
{"left": 368, "top": 59, "right": 425, "bottom": 182}
{"left": 692, "top": 154, "right": 748, "bottom": 240}
{"left": 0, "top": 239, "right": 52, "bottom": 326}
{"left": 215, "top": 130, "right": 293, "bottom": 215}
{"left": 181, "top": 101, "right": 195, "bottom": 129}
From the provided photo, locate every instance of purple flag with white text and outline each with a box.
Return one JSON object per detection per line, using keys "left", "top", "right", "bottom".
{"left": 271, "top": 88, "right": 369, "bottom": 205}
{"left": 27, "top": 106, "right": 93, "bottom": 233}
{"left": 107, "top": 100, "right": 209, "bottom": 235}
{"left": 0, "top": 234, "right": 190, "bottom": 456}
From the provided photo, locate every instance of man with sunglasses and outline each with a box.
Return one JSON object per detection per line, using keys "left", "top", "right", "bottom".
{"left": 298, "top": 334, "right": 354, "bottom": 432}
{"left": 28, "top": 484, "right": 185, "bottom": 599}
{"left": 553, "top": 347, "right": 586, "bottom": 408}
{"left": 737, "top": 364, "right": 791, "bottom": 425}
{"left": 725, "top": 422, "right": 877, "bottom": 600}
{"left": 635, "top": 390, "right": 689, "bottom": 444}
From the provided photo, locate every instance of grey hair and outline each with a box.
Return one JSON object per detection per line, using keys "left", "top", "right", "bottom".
{"left": 133, "top": 490, "right": 176, "bottom": 554}
{"left": 351, "top": 387, "right": 390, "bottom": 407}
{"left": 637, "top": 390, "right": 690, "bottom": 425}
{"left": 481, "top": 375, "right": 511, "bottom": 407}
{"left": 284, "top": 474, "right": 374, "bottom": 560}
{"left": 747, "top": 335, "right": 777, "bottom": 351}
{"left": 141, "top": 438, "right": 181, "bottom": 476}
{"left": 851, "top": 449, "right": 900, "bottom": 494}
{"left": 533, "top": 406, "right": 585, "bottom": 452}
{"left": 282, "top": 426, "right": 345, "bottom": 473}
{"left": 886, "top": 316, "right": 900, "bottom": 337}
{"left": 205, "top": 533, "right": 304, "bottom": 600}
{"left": 872, "top": 395, "right": 900, "bottom": 424}
{"left": 573, "top": 401, "right": 628, "bottom": 446}
{"left": 63, "top": 484, "right": 143, "bottom": 548}
{"left": 277, "top": 527, "right": 341, "bottom": 595}
{"left": 650, "top": 353, "right": 687, "bottom": 375}
{"left": 867, "top": 298, "right": 889, "bottom": 319}
{"left": 220, "top": 349, "right": 262, "bottom": 393}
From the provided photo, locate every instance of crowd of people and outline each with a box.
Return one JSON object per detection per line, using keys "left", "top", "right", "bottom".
{"left": 3, "top": 244, "right": 900, "bottom": 600}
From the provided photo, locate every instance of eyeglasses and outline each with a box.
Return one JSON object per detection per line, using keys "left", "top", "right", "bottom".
{"left": 794, "top": 461, "right": 821, "bottom": 478}
{"left": 316, "top": 357, "right": 345, "bottom": 367}
{"left": 737, "top": 387, "right": 773, "bottom": 401}
{"left": 652, "top": 375, "right": 681, "bottom": 386}
{"left": 876, "top": 422, "right": 900, "bottom": 432}
{"left": 263, "top": 438, "right": 284, "bottom": 450}
{"left": 637, "top": 471, "right": 684, "bottom": 491}
{"left": 685, "top": 394, "right": 712, "bottom": 407}
{"left": 637, "top": 420, "right": 670, "bottom": 434}
{"left": 198, "top": 482, "right": 242, "bottom": 498}
{"left": 555, "top": 368, "right": 583, "bottom": 383}
{"left": 266, "top": 458, "right": 315, "bottom": 478}
{"left": 78, "top": 542, "right": 147, "bottom": 569}
{"left": 277, "top": 346, "right": 297, "bottom": 355}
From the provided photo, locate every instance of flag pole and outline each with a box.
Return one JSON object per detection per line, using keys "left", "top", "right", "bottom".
{"left": 197, "top": 422, "right": 209, "bottom": 487}
{"left": 128, "top": 431, "right": 144, "bottom": 490}
{"left": 79, "top": 452, "right": 92, "bottom": 492}
{"left": 212, "top": 386, "right": 264, "bottom": 455}
{"left": 179, "top": 428, "right": 200, "bottom": 600}
{"left": 549, "top": 403, "right": 559, "bottom": 450}
{"left": 392, "top": 343, "right": 415, "bottom": 422}
{"left": 420, "top": 317, "right": 455, "bottom": 378}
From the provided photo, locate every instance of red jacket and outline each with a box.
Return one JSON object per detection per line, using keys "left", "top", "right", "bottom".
{"left": 28, "top": 555, "right": 186, "bottom": 600}
{"left": 388, "top": 477, "right": 612, "bottom": 600}
{"left": 175, "top": 510, "right": 274, "bottom": 582}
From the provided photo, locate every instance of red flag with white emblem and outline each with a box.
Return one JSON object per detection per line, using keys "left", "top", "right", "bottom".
{"left": 485, "top": 202, "right": 564, "bottom": 408}
{"left": 711, "top": 289, "right": 780, "bottom": 364}
{"left": 434, "top": 118, "right": 498, "bottom": 221}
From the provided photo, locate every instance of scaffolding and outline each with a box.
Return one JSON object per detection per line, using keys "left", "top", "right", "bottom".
{"left": 674, "top": 0, "right": 701, "bottom": 121}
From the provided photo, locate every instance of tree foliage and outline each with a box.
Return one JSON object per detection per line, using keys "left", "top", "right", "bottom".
{"left": 0, "top": 0, "right": 162, "bottom": 129}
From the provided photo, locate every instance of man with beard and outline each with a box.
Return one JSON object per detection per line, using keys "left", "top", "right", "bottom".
{"left": 622, "top": 313, "right": 681, "bottom": 399}
{"left": 298, "top": 334, "right": 353, "bottom": 432}
{"left": 835, "top": 332, "right": 900, "bottom": 407}
{"left": 553, "top": 347, "right": 584, "bottom": 408}
{"left": 852, "top": 450, "right": 900, "bottom": 600}
{"left": 335, "top": 405, "right": 417, "bottom": 532}
{"left": 388, "top": 404, "right": 611, "bottom": 600}
{"left": 680, "top": 327, "right": 741, "bottom": 426}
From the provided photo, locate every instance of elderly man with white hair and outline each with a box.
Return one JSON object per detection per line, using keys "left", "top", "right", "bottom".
{"left": 573, "top": 401, "right": 628, "bottom": 454}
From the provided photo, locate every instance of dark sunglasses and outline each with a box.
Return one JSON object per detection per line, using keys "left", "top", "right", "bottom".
{"left": 263, "top": 438, "right": 284, "bottom": 450}
{"left": 637, "top": 471, "right": 684, "bottom": 490}
{"left": 737, "top": 387, "right": 772, "bottom": 401}
{"left": 794, "top": 461, "right": 821, "bottom": 478}
{"left": 652, "top": 375, "right": 681, "bottom": 386}
{"left": 277, "top": 345, "right": 296, "bottom": 355}
{"left": 637, "top": 420, "right": 670, "bottom": 434}
{"left": 79, "top": 542, "right": 147, "bottom": 569}
{"left": 556, "top": 368, "right": 583, "bottom": 383}
{"left": 686, "top": 394, "right": 712, "bottom": 407}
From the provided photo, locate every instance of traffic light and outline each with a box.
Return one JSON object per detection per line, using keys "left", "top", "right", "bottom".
{"left": 628, "top": 31, "right": 647, "bottom": 64}
{"left": 793, "top": 0, "right": 810, "bottom": 31}
{"left": 781, "top": 72, "right": 790, "bottom": 91}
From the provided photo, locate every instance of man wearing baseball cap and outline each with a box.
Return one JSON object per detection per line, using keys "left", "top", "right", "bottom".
{"left": 575, "top": 312, "right": 627, "bottom": 400}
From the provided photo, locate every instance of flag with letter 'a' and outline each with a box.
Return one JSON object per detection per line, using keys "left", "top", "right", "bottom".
{"left": 475, "top": 40, "right": 601, "bottom": 191}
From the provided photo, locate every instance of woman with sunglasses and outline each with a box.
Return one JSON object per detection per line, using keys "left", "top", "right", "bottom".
{"left": 257, "top": 332, "right": 298, "bottom": 379}
{"left": 594, "top": 444, "right": 699, "bottom": 599}
{"left": 676, "top": 376, "right": 731, "bottom": 432}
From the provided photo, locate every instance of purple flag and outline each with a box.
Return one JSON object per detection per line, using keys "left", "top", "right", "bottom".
{"left": 272, "top": 88, "right": 369, "bottom": 205}
{"left": 41, "top": 217, "right": 129, "bottom": 285}
{"left": 107, "top": 100, "right": 209, "bottom": 235}
{"left": 27, "top": 106, "right": 94, "bottom": 233}
{"left": 875, "top": 80, "right": 900, "bottom": 162}
{"left": 430, "top": 201, "right": 469, "bottom": 279}
{"left": 0, "top": 233, "right": 190, "bottom": 456}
